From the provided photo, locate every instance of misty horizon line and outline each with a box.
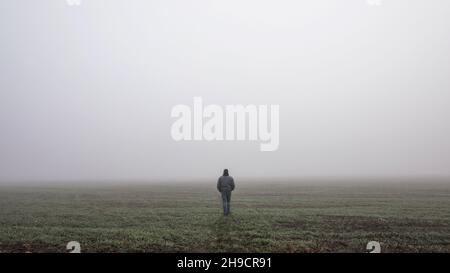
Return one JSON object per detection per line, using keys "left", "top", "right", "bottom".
{"left": 1, "top": 175, "right": 449, "bottom": 186}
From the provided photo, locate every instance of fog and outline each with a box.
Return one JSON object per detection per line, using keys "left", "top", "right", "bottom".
{"left": 1, "top": 0, "right": 450, "bottom": 183}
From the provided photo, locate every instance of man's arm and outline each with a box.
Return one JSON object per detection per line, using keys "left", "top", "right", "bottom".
{"left": 230, "top": 178, "right": 235, "bottom": 191}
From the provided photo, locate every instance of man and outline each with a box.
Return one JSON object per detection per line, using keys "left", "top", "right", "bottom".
{"left": 217, "top": 169, "right": 235, "bottom": 216}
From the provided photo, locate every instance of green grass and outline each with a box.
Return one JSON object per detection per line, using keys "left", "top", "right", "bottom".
{"left": 0, "top": 182, "right": 449, "bottom": 253}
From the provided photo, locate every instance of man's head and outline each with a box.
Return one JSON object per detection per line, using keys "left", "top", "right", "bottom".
{"left": 223, "top": 169, "right": 229, "bottom": 176}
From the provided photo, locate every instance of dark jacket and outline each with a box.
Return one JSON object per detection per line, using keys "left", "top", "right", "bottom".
{"left": 217, "top": 176, "right": 235, "bottom": 192}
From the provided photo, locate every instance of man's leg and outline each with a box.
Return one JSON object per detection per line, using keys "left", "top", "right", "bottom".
{"left": 221, "top": 192, "right": 227, "bottom": 215}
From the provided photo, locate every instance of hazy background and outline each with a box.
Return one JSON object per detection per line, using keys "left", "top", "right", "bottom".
{"left": 1, "top": 0, "right": 450, "bottom": 183}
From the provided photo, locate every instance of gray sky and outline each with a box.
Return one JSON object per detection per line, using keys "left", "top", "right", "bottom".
{"left": 1, "top": 0, "right": 450, "bottom": 183}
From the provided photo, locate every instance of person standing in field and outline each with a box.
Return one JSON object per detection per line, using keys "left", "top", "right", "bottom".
{"left": 217, "top": 169, "right": 235, "bottom": 216}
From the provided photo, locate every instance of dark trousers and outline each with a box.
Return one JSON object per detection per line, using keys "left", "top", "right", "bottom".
{"left": 221, "top": 191, "right": 232, "bottom": 215}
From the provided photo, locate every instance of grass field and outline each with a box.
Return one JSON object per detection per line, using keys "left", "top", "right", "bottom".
{"left": 0, "top": 181, "right": 449, "bottom": 253}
